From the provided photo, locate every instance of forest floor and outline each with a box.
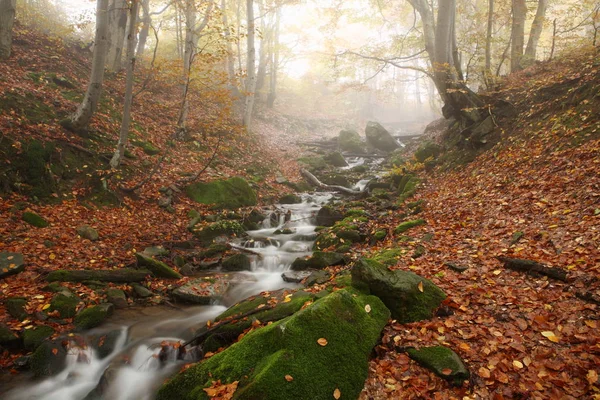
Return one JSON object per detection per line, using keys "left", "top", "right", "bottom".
{"left": 1, "top": 27, "right": 600, "bottom": 399}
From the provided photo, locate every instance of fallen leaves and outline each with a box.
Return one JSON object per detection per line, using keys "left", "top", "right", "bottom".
{"left": 541, "top": 331, "right": 560, "bottom": 343}
{"left": 317, "top": 338, "right": 328, "bottom": 347}
{"left": 364, "top": 304, "right": 371, "bottom": 313}
{"left": 333, "top": 388, "right": 341, "bottom": 399}
{"left": 203, "top": 380, "right": 239, "bottom": 399}
{"left": 284, "top": 375, "right": 294, "bottom": 382}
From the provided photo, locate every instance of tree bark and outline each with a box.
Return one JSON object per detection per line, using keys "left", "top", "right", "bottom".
{"left": 510, "top": 0, "right": 527, "bottom": 72}
{"left": 267, "top": 7, "right": 280, "bottom": 108}
{"left": 485, "top": 0, "right": 494, "bottom": 72}
{"left": 522, "top": 0, "right": 547, "bottom": 68}
{"left": 136, "top": 0, "right": 150, "bottom": 58}
{"left": 242, "top": 0, "right": 257, "bottom": 128}
{"left": 68, "top": 0, "right": 110, "bottom": 131}
{"left": 255, "top": 0, "right": 269, "bottom": 101}
{"left": 106, "top": 0, "right": 128, "bottom": 72}
{"left": 110, "top": 0, "right": 139, "bottom": 169}
{"left": 222, "top": 0, "right": 240, "bottom": 98}
{"left": 0, "top": 0, "right": 16, "bottom": 60}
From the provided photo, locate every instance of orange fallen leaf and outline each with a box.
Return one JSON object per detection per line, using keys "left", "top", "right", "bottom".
{"left": 333, "top": 388, "right": 341, "bottom": 399}
{"left": 317, "top": 338, "right": 328, "bottom": 346}
{"left": 587, "top": 370, "right": 598, "bottom": 385}
{"left": 51, "top": 348, "right": 58, "bottom": 355}
{"left": 285, "top": 375, "right": 293, "bottom": 382}
{"left": 417, "top": 281, "right": 424, "bottom": 292}
{"left": 441, "top": 368, "right": 453, "bottom": 375}
{"left": 541, "top": 331, "right": 559, "bottom": 343}
{"left": 513, "top": 360, "right": 524, "bottom": 369}
{"left": 478, "top": 367, "right": 491, "bottom": 378}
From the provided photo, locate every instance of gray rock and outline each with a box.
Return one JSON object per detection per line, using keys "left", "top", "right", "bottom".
{"left": 171, "top": 276, "right": 229, "bottom": 304}
{"left": 305, "top": 270, "right": 331, "bottom": 286}
{"left": 142, "top": 246, "right": 169, "bottom": 257}
{"left": 281, "top": 270, "right": 312, "bottom": 283}
{"left": 338, "top": 129, "right": 364, "bottom": 153}
{"left": 131, "top": 283, "right": 153, "bottom": 298}
{"left": 365, "top": 121, "right": 399, "bottom": 151}
{"left": 315, "top": 205, "right": 343, "bottom": 227}
{"left": 106, "top": 289, "right": 128, "bottom": 308}
{"left": 221, "top": 254, "right": 252, "bottom": 272}
{"left": 76, "top": 225, "right": 99, "bottom": 241}
{"left": 0, "top": 252, "right": 25, "bottom": 280}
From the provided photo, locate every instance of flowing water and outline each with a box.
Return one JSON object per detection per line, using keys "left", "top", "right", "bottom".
{"left": 3, "top": 192, "right": 333, "bottom": 400}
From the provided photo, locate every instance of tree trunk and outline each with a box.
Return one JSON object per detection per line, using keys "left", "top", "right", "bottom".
{"left": 221, "top": 0, "right": 240, "bottom": 98}
{"left": 136, "top": 0, "right": 150, "bottom": 58}
{"left": 107, "top": 0, "right": 128, "bottom": 72}
{"left": 266, "top": 7, "right": 280, "bottom": 108}
{"left": 521, "top": 0, "right": 547, "bottom": 68}
{"left": 485, "top": 0, "right": 494, "bottom": 72}
{"left": 242, "top": 0, "right": 256, "bottom": 128}
{"left": 510, "top": 0, "right": 527, "bottom": 72}
{"left": 0, "top": 0, "right": 16, "bottom": 60}
{"left": 68, "top": 0, "right": 110, "bottom": 131}
{"left": 254, "top": 0, "right": 269, "bottom": 101}
{"left": 110, "top": 0, "right": 139, "bottom": 169}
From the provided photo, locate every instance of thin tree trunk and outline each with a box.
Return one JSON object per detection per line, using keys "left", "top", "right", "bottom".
{"left": 110, "top": 0, "right": 139, "bottom": 169}
{"left": 236, "top": 0, "right": 243, "bottom": 73}
{"left": 222, "top": 0, "right": 240, "bottom": 97}
{"left": 67, "top": 0, "right": 110, "bottom": 131}
{"left": 0, "top": 0, "right": 17, "bottom": 60}
{"left": 522, "top": 0, "right": 547, "bottom": 68}
{"left": 175, "top": 2, "right": 183, "bottom": 59}
{"left": 136, "top": 0, "right": 150, "bottom": 58}
{"left": 255, "top": 0, "right": 269, "bottom": 101}
{"left": 242, "top": 0, "right": 256, "bottom": 128}
{"left": 549, "top": 18, "right": 557, "bottom": 60}
{"left": 107, "top": 0, "right": 128, "bottom": 72}
{"left": 485, "top": 0, "right": 494, "bottom": 74}
{"left": 267, "top": 7, "right": 280, "bottom": 108}
{"left": 510, "top": 0, "right": 526, "bottom": 72}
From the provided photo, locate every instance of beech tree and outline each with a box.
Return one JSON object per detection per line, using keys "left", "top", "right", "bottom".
{"left": 242, "top": 0, "right": 257, "bottom": 128}
{"left": 267, "top": 7, "right": 280, "bottom": 108}
{"left": 522, "top": 0, "right": 548, "bottom": 68}
{"left": 510, "top": 0, "right": 527, "bottom": 72}
{"left": 64, "top": 0, "right": 110, "bottom": 132}
{"left": 106, "top": 0, "right": 128, "bottom": 72}
{"left": 0, "top": 0, "right": 17, "bottom": 60}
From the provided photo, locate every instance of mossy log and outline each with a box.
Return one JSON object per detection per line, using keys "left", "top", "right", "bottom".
{"left": 46, "top": 268, "right": 150, "bottom": 283}
{"left": 496, "top": 256, "right": 567, "bottom": 282}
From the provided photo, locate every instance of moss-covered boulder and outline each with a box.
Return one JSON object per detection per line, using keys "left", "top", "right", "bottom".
{"left": 290, "top": 252, "right": 346, "bottom": 271}
{"left": 193, "top": 220, "right": 246, "bottom": 245}
{"left": 324, "top": 151, "right": 348, "bottom": 167}
{"left": 221, "top": 254, "right": 252, "bottom": 272}
{"left": 373, "top": 230, "right": 387, "bottom": 242}
{"left": 131, "top": 283, "right": 153, "bottom": 298}
{"left": 371, "top": 248, "right": 405, "bottom": 266}
{"left": 394, "top": 219, "right": 426, "bottom": 234}
{"left": 279, "top": 194, "right": 302, "bottom": 204}
{"left": 157, "top": 289, "right": 390, "bottom": 400}
{"left": 30, "top": 340, "right": 67, "bottom": 377}
{"left": 414, "top": 142, "right": 442, "bottom": 162}
{"left": 106, "top": 288, "right": 128, "bottom": 308}
{"left": 185, "top": 177, "right": 257, "bottom": 209}
{"left": 135, "top": 253, "right": 182, "bottom": 279}
{"left": 338, "top": 129, "right": 364, "bottom": 153}
{"left": 76, "top": 225, "right": 99, "bottom": 241}
{"left": 351, "top": 258, "right": 445, "bottom": 323}
{"left": 315, "top": 205, "right": 343, "bottom": 227}
{"left": 22, "top": 211, "right": 49, "bottom": 228}
{"left": 397, "top": 175, "right": 420, "bottom": 203}
{"left": 0, "top": 323, "right": 19, "bottom": 347}
{"left": 365, "top": 121, "right": 399, "bottom": 151}
{"left": 90, "top": 329, "right": 123, "bottom": 359}
{"left": 74, "top": 304, "right": 114, "bottom": 330}
{"left": 172, "top": 276, "right": 229, "bottom": 305}
{"left": 313, "top": 229, "right": 362, "bottom": 251}
{"left": 297, "top": 156, "right": 327, "bottom": 172}
{"left": 46, "top": 268, "right": 150, "bottom": 283}
{"left": 49, "top": 292, "right": 80, "bottom": 318}
{"left": 23, "top": 325, "right": 55, "bottom": 350}
{"left": 0, "top": 251, "right": 25, "bottom": 280}
{"left": 5, "top": 297, "right": 28, "bottom": 320}
{"left": 407, "top": 346, "right": 470, "bottom": 385}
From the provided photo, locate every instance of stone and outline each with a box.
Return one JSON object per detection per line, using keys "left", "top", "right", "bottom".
{"left": 171, "top": 276, "right": 229, "bottom": 305}
{"left": 131, "top": 283, "right": 153, "bottom": 298}
{"left": 22, "top": 211, "right": 49, "bottom": 228}
{"left": 106, "top": 288, "right": 128, "bottom": 308}
{"left": 5, "top": 297, "right": 28, "bottom": 320}
{"left": 23, "top": 325, "right": 55, "bottom": 350}
{"left": 90, "top": 329, "right": 123, "bottom": 359}
{"left": 407, "top": 346, "right": 470, "bottom": 385}
{"left": 142, "top": 246, "right": 169, "bottom": 257}
{"left": 305, "top": 270, "right": 331, "bottom": 286}
{"left": 76, "top": 225, "right": 99, "bottom": 241}
{"left": 395, "top": 219, "right": 426, "bottom": 234}
{"left": 221, "top": 254, "right": 252, "bottom": 272}
{"left": 46, "top": 268, "right": 150, "bottom": 283}
{"left": 30, "top": 340, "right": 67, "bottom": 377}
{"left": 279, "top": 194, "right": 302, "bottom": 204}
{"left": 74, "top": 303, "right": 114, "bottom": 330}
{"left": 315, "top": 205, "right": 343, "bottom": 227}
{"left": 135, "top": 253, "right": 182, "bottom": 279}
{"left": 414, "top": 142, "right": 442, "bottom": 162}
{"left": 0, "top": 251, "right": 25, "bottom": 280}
{"left": 365, "top": 121, "right": 399, "bottom": 151}
{"left": 444, "top": 262, "right": 469, "bottom": 272}
{"left": 324, "top": 151, "right": 348, "bottom": 167}
{"left": 193, "top": 220, "right": 246, "bottom": 245}
{"left": 290, "top": 252, "right": 346, "bottom": 271}
{"left": 0, "top": 323, "right": 19, "bottom": 347}
{"left": 156, "top": 289, "right": 390, "bottom": 400}
{"left": 281, "top": 270, "right": 312, "bottom": 283}
{"left": 338, "top": 129, "right": 364, "bottom": 153}
{"left": 49, "top": 292, "right": 80, "bottom": 318}
{"left": 185, "top": 177, "right": 257, "bottom": 209}
{"left": 352, "top": 258, "right": 446, "bottom": 323}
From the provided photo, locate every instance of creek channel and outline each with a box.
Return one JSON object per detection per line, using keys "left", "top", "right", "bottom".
{"left": 4, "top": 192, "right": 341, "bottom": 400}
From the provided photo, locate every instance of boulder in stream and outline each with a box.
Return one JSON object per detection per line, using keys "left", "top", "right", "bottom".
{"left": 365, "top": 121, "right": 399, "bottom": 152}
{"left": 324, "top": 151, "right": 348, "bottom": 167}
{"left": 171, "top": 276, "right": 229, "bottom": 305}
{"left": 30, "top": 339, "right": 68, "bottom": 377}
{"left": 221, "top": 254, "right": 252, "bottom": 272}
{"left": 185, "top": 177, "right": 257, "bottom": 209}
{"left": 193, "top": 220, "right": 246, "bottom": 245}
{"left": 351, "top": 258, "right": 446, "bottom": 323}
{"left": 279, "top": 193, "right": 302, "bottom": 204}
{"left": 338, "top": 129, "right": 364, "bottom": 153}
{"left": 315, "top": 205, "right": 343, "bottom": 227}
{"left": 290, "top": 251, "right": 347, "bottom": 271}
{"left": 74, "top": 304, "right": 114, "bottom": 330}
{"left": 157, "top": 289, "right": 390, "bottom": 400}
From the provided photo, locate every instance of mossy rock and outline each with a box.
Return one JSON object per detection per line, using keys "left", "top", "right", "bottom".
{"left": 365, "top": 121, "right": 399, "bottom": 151}
{"left": 0, "top": 323, "right": 19, "bottom": 347}
{"left": 142, "top": 246, "right": 169, "bottom": 257}
{"left": 157, "top": 289, "right": 390, "bottom": 400}
{"left": 313, "top": 229, "right": 361, "bottom": 251}
{"left": 351, "top": 165, "right": 368, "bottom": 173}
{"left": 135, "top": 253, "right": 182, "bottom": 279}
{"left": 345, "top": 209, "right": 367, "bottom": 218}
{"left": 193, "top": 220, "right": 246, "bottom": 245}
{"left": 305, "top": 270, "right": 331, "bottom": 286}
{"left": 199, "top": 243, "right": 230, "bottom": 259}
{"left": 76, "top": 225, "right": 99, "bottom": 241}
{"left": 46, "top": 268, "right": 150, "bottom": 283}
{"left": 290, "top": 252, "right": 346, "bottom": 271}
{"left": 131, "top": 283, "right": 153, "bottom": 298}
{"left": 279, "top": 194, "right": 302, "bottom": 204}
{"left": 22, "top": 211, "right": 49, "bottom": 228}
{"left": 412, "top": 245, "right": 426, "bottom": 259}
{"left": 221, "top": 254, "right": 252, "bottom": 272}
{"left": 315, "top": 206, "right": 343, "bottom": 227}
{"left": 106, "top": 288, "right": 128, "bottom": 308}
{"left": 398, "top": 176, "right": 420, "bottom": 203}
{"left": 74, "top": 304, "right": 114, "bottom": 330}
{"left": 131, "top": 139, "right": 161, "bottom": 155}
{"left": 23, "top": 325, "right": 55, "bottom": 350}
{"left": 324, "top": 151, "right": 348, "bottom": 167}
{"left": 414, "top": 142, "right": 442, "bottom": 162}
{"left": 338, "top": 129, "right": 364, "bottom": 153}
{"left": 371, "top": 248, "right": 404, "bottom": 266}
{"left": 185, "top": 177, "right": 257, "bottom": 209}
{"left": 5, "top": 297, "right": 28, "bottom": 320}
{"left": 407, "top": 346, "right": 469, "bottom": 385}
{"left": 351, "top": 258, "right": 446, "bottom": 323}
{"left": 0, "top": 251, "right": 25, "bottom": 279}
{"left": 30, "top": 340, "right": 67, "bottom": 377}
{"left": 90, "top": 329, "right": 123, "bottom": 359}
{"left": 395, "top": 219, "right": 426, "bottom": 234}
{"left": 373, "top": 230, "right": 387, "bottom": 242}
{"left": 49, "top": 293, "right": 80, "bottom": 318}
{"left": 297, "top": 156, "right": 327, "bottom": 172}
{"left": 321, "top": 173, "right": 351, "bottom": 188}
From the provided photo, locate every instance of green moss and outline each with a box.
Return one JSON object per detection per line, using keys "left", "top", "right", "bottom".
{"left": 291, "top": 252, "right": 346, "bottom": 271}
{"left": 49, "top": 293, "right": 80, "bottom": 318}
{"left": 345, "top": 209, "right": 367, "bottom": 218}
{"left": 157, "top": 289, "right": 390, "bottom": 400}
{"left": 135, "top": 253, "right": 182, "bottom": 279}
{"left": 324, "top": 152, "right": 348, "bottom": 167}
{"left": 373, "top": 230, "right": 387, "bottom": 241}
{"left": 279, "top": 194, "right": 302, "bottom": 204}
{"left": 194, "top": 220, "right": 246, "bottom": 245}
{"left": 297, "top": 156, "right": 327, "bottom": 171}
{"left": 0, "top": 92, "right": 55, "bottom": 124}
{"left": 398, "top": 176, "right": 420, "bottom": 203}
{"left": 22, "top": 211, "right": 49, "bottom": 227}
{"left": 372, "top": 248, "right": 404, "bottom": 266}
{"left": 23, "top": 325, "right": 55, "bottom": 350}
{"left": 131, "top": 139, "right": 161, "bottom": 155}
{"left": 395, "top": 219, "right": 426, "bottom": 234}
{"left": 12, "top": 140, "right": 56, "bottom": 198}
{"left": 30, "top": 341, "right": 67, "bottom": 377}
{"left": 414, "top": 142, "right": 442, "bottom": 162}
{"left": 338, "top": 129, "right": 364, "bottom": 153}
{"left": 407, "top": 346, "right": 470, "bottom": 385}
{"left": 5, "top": 297, "right": 28, "bottom": 320}
{"left": 221, "top": 254, "right": 252, "bottom": 271}
{"left": 0, "top": 323, "right": 18, "bottom": 345}
{"left": 74, "top": 304, "right": 113, "bottom": 330}
{"left": 186, "top": 177, "right": 257, "bottom": 209}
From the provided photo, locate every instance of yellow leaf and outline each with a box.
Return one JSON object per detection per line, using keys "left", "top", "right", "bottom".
{"left": 417, "top": 281, "right": 424, "bottom": 292}
{"left": 513, "top": 360, "right": 524, "bottom": 369}
{"left": 364, "top": 304, "right": 371, "bottom": 313}
{"left": 42, "top": 304, "right": 51, "bottom": 311}
{"left": 493, "top": 270, "right": 502, "bottom": 275}
{"left": 548, "top": 225, "right": 558, "bottom": 229}
{"left": 541, "top": 331, "right": 559, "bottom": 343}
{"left": 587, "top": 370, "right": 598, "bottom": 385}
{"left": 317, "top": 338, "right": 328, "bottom": 346}
{"left": 333, "top": 388, "right": 341, "bottom": 399}
{"left": 459, "top": 342, "right": 471, "bottom": 351}
{"left": 585, "top": 320, "right": 597, "bottom": 329}
{"left": 33, "top": 295, "right": 44, "bottom": 299}
{"left": 284, "top": 375, "right": 293, "bottom": 382}
{"left": 478, "top": 367, "right": 491, "bottom": 378}
{"left": 49, "top": 253, "right": 56, "bottom": 260}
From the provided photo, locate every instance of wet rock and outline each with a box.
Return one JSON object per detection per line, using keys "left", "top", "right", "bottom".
{"left": 157, "top": 289, "right": 390, "bottom": 400}
{"left": 444, "top": 262, "right": 469, "bottom": 272}
{"left": 179, "top": 263, "right": 197, "bottom": 276}
{"left": 131, "top": 283, "right": 153, "bottom": 298}
{"left": 5, "top": 297, "right": 28, "bottom": 320}
{"left": 74, "top": 304, "right": 114, "bottom": 330}
{"left": 22, "top": 211, "right": 49, "bottom": 228}
{"left": 316, "top": 205, "right": 343, "bottom": 227}
{"left": 90, "top": 329, "right": 123, "bottom": 359}
{"left": 23, "top": 325, "right": 55, "bottom": 350}
{"left": 305, "top": 270, "right": 331, "bottom": 286}
{"left": 324, "top": 151, "right": 348, "bottom": 167}
{"left": 142, "top": 246, "right": 169, "bottom": 257}
{"left": 365, "top": 121, "right": 399, "bottom": 151}
{"left": 171, "top": 276, "right": 229, "bottom": 305}
{"left": 414, "top": 142, "right": 442, "bottom": 162}
{"left": 193, "top": 220, "right": 246, "bottom": 245}
{"left": 106, "top": 289, "right": 128, "bottom": 308}
{"left": 281, "top": 270, "right": 312, "bottom": 283}
{"left": 338, "top": 129, "right": 364, "bottom": 153}
{"left": 185, "top": 177, "right": 257, "bottom": 209}
{"left": 0, "top": 252, "right": 25, "bottom": 280}
{"left": 407, "top": 346, "right": 470, "bottom": 385}
{"left": 290, "top": 251, "right": 347, "bottom": 271}
{"left": 135, "top": 253, "right": 182, "bottom": 279}
{"left": 221, "top": 254, "right": 252, "bottom": 272}
{"left": 291, "top": 233, "right": 318, "bottom": 242}
{"left": 76, "top": 225, "right": 99, "bottom": 241}
{"left": 49, "top": 292, "right": 80, "bottom": 318}
{"left": 279, "top": 194, "right": 302, "bottom": 204}
{"left": 352, "top": 258, "right": 446, "bottom": 323}
{"left": 30, "top": 339, "right": 67, "bottom": 377}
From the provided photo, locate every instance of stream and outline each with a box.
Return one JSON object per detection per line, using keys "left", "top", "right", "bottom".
{"left": 3, "top": 192, "right": 334, "bottom": 400}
